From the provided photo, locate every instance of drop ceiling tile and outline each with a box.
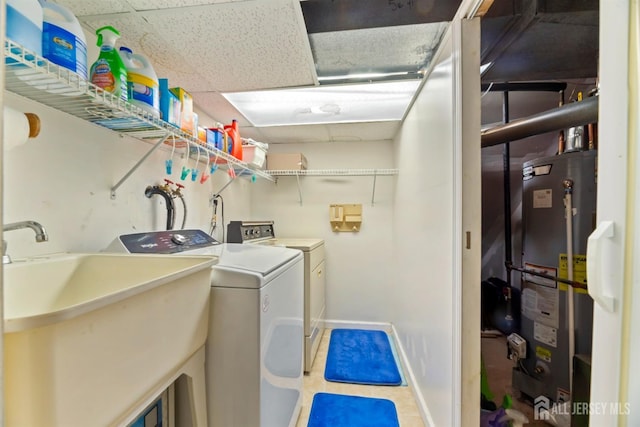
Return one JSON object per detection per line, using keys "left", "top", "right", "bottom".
{"left": 309, "top": 22, "right": 448, "bottom": 76}
{"left": 256, "top": 125, "right": 331, "bottom": 144}
{"left": 327, "top": 122, "right": 400, "bottom": 142}
{"left": 82, "top": 15, "right": 212, "bottom": 92}
{"left": 54, "top": 0, "right": 133, "bottom": 16}
{"left": 125, "top": 0, "right": 231, "bottom": 11}
{"left": 192, "top": 92, "right": 248, "bottom": 126}
{"left": 141, "top": 0, "right": 318, "bottom": 92}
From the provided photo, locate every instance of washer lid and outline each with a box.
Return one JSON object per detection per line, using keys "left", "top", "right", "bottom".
{"left": 186, "top": 243, "right": 301, "bottom": 275}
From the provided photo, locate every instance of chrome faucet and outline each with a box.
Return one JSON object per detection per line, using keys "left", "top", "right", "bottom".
{"left": 2, "top": 220, "right": 49, "bottom": 264}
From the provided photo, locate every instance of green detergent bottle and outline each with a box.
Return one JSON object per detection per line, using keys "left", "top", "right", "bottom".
{"left": 89, "top": 26, "right": 127, "bottom": 101}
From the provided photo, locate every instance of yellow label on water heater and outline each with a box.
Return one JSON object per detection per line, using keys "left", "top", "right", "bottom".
{"left": 558, "top": 253, "right": 588, "bottom": 294}
{"left": 536, "top": 346, "right": 552, "bottom": 362}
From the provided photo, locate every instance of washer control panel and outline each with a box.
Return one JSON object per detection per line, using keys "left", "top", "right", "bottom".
{"left": 117, "top": 229, "right": 219, "bottom": 254}
{"left": 227, "top": 221, "right": 275, "bottom": 243}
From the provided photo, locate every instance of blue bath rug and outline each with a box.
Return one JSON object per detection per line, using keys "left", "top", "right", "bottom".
{"left": 308, "top": 393, "right": 399, "bottom": 427}
{"left": 325, "top": 329, "right": 402, "bottom": 386}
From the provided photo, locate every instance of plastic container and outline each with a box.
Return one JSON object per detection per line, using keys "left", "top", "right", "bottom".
{"left": 159, "top": 78, "right": 181, "bottom": 127}
{"left": 119, "top": 47, "right": 160, "bottom": 118}
{"left": 206, "top": 128, "right": 223, "bottom": 151}
{"left": 242, "top": 139, "right": 268, "bottom": 169}
{"left": 224, "top": 119, "right": 243, "bottom": 161}
{"left": 5, "top": 0, "right": 43, "bottom": 61}
{"left": 89, "top": 26, "right": 127, "bottom": 101}
{"left": 40, "top": 1, "right": 87, "bottom": 80}
{"left": 169, "top": 87, "right": 194, "bottom": 134}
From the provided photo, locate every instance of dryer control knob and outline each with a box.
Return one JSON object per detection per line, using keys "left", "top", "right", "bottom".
{"left": 171, "top": 234, "right": 187, "bottom": 245}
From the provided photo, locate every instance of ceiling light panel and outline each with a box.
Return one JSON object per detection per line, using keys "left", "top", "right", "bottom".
{"left": 223, "top": 80, "right": 421, "bottom": 127}
{"left": 309, "top": 22, "right": 448, "bottom": 78}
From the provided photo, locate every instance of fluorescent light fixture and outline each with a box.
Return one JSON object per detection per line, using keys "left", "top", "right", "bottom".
{"left": 222, "top": 80, "right": 421, "bottom": 127}
{"left": 318, "top": 71, "right": 414, "bottom": 82}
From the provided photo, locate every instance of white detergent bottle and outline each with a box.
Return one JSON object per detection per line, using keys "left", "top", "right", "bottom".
{"left": 5, "top": 0, "right": 43, "bottom": 61}
{"left": 39, "top": 0, "right": 87, "bottom": 79}
{"left": 119, "top": 47, "right": 160, "bottom": 118}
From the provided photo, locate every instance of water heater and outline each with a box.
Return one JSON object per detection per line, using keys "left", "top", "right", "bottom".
{"left": 512, "top": 150, "right": 596, "bottom": 404}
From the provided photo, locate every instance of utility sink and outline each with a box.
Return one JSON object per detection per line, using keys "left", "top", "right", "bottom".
{"left": 3, "top": 253, "right": 216, "bottom": 426}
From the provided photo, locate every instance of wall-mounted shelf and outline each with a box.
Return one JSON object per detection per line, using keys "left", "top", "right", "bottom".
{"left": 265, "top": 168, "right": 399, "bottom": 206}
{"left": 266, "top": 168, "right": 399, "bottom": 176}
{"left": 3, "top": 40, "right": 275, "bottom": 198}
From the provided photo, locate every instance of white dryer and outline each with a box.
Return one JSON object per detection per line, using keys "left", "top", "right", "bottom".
{"left": 107, "top": 229, "right": 304, "bottom": 427}
{"left": 227, "top": 221, "right": 326, "bottom": 372}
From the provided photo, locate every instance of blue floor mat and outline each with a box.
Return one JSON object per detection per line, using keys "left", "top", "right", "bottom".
{"left": 324, "top": 329, "right": 402, "bottom": 386}
{"left": 308, "top": 393, "right": 399, "bottom": 427}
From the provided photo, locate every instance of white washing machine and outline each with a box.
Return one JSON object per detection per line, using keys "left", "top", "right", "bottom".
{"left": 107, "top": 229, "right": 304, "bottom": 427}
{"left": 227, "top": 221, "right": 326, "bottom": 372}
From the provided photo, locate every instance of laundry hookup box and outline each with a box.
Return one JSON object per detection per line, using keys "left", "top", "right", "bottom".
{"left": 266, "top": 153, "right": 308, "bottom": 171}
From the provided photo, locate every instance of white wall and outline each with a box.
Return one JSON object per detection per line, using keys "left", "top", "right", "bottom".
{"left": 392, "top": 31, "right": 456, "bottom": 426}
{"left": 250, "top": 140, "right": 395, "bottom": 323}
{"left": 2, "top": 92, "right": 252, "bottom": 258}
{"left": 390, "top": 15, "right": 480, "bottom": 427}
{"left": 1, "top": 0, "right": 6, "bottom": 423}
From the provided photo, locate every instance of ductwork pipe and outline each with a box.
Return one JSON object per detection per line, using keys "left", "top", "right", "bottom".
{"left": 481, "top": 96, "right": 598, "bottom": 147}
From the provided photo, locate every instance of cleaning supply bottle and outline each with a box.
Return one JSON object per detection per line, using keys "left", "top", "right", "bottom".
{"left": 89, "top": 26, "right": 127, "bottom": 101}
{"left": 5, "top": 0, "right": 43, "bottom": 61}
{"left": 40, "top": 0, "right": 87, "bottom": 79}
{"left": 118, "top": 47, "right": 160, "bottom": 118}
{"left": 224, "top": 119, "right": 243, "bottom": 161}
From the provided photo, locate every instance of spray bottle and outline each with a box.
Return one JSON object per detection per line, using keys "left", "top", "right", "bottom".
{"left": 89, "top": 26, "right": 127, "bottom": 101}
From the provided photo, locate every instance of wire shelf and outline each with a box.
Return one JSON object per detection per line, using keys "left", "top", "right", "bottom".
{"left": 265, "top": 168, "right": 398, "bottom": 206}
{"left": 3, "top": 39, "right": 275, "bottom": 189}
{"left": 265, "top": 169, "right": 399, "bottom": 176}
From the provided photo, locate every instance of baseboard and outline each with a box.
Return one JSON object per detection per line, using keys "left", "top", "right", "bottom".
{"left": 324, "top": 319, "right": 392, "bottom": 333}
{"left": 390, "top": 324, "right": 435, "bottom": 427}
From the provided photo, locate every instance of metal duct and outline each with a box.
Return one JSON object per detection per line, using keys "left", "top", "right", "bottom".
{"left": 481, "top": 95, "right": 598, "bottom": 147}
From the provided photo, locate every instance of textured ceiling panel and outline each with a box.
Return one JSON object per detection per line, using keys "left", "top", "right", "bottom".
{"left": 327, "top": 121, "right": 400, "bottom": 142}
{"left": 191, "top": 92, "right": 248, "bottom": 126}
{"left": 256, "top": 125, "right": 332, "bottom": 144}
{"left": 141, "top": 0, "right": 318, "bottom": 92}
{"left": 126, "top": 0, "right": 232, "bottom": 11}
{"left": 54, "top": 0, "right": 133, "bottom": 16}
{"left": 309, "top": 22, "right": 448, "bottom": 77}
{"left": 81, "top": 15, "right": 211, "bottom": 93}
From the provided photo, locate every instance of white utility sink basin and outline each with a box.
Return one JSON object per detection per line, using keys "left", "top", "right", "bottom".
{"left": 3, "top": 253, "right": 216, "bottom": 427}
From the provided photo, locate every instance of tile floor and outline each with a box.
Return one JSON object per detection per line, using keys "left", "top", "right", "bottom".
{"left": 295, "top": 329, "right": 425, "bottom": 427}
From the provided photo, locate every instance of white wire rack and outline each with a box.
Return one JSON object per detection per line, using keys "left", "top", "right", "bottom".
{"left": 265, "top": 168, "right": 399, "bottom": 206}
{"left": 265, "top": 168, "right": 399, "bottom": 176}
{"left": 3, "top": 40, "right": 275, "bottom": 198}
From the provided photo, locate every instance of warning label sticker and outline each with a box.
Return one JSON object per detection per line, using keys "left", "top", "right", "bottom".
{"left": 534, "top": 321, "right": 558, "bottom": 348}
{"left": 536, "top": 346, "right": 552, "bottom": 363}
{"left": 522, "top": 263, "right": 559, "bottom": 328}
{"left": 533, "top": 189, "right": 553, "bottom": 208}
{"left": 558, "top": 253, "right": 589, "bottom": 294}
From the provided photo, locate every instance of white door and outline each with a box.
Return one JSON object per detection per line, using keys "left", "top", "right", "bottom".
{"left": 588, "top": 1, "right": 638, "bottom": 425}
